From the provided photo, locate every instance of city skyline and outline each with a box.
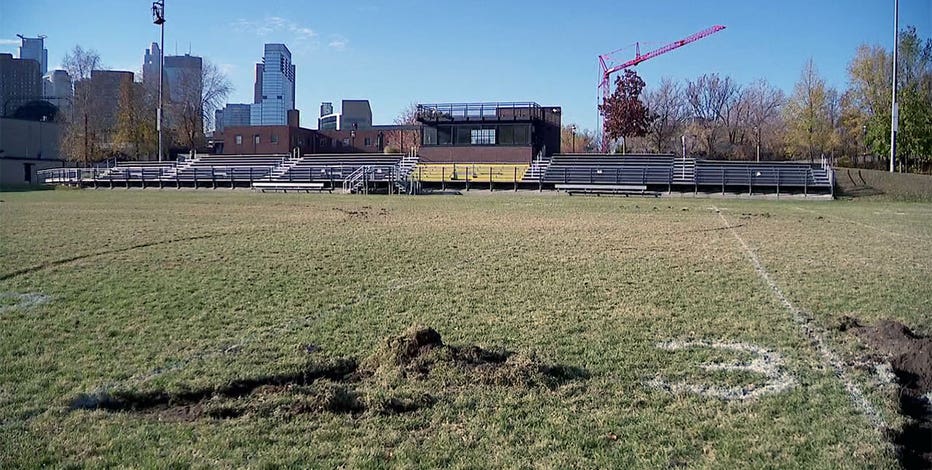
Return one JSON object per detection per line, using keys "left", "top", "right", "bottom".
{"left": 1, "top": 0, "right": 929, "bottom": 131}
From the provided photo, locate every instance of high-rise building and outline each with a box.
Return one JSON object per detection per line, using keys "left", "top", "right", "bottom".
{"left": 0, "top": 53, "right": 42, "bottom": 117}
{"left": 214, "top": 103, "right": 251, "bottom": 132}
{"left": 42, "top": 69, "right": 73, "bottom": 116}
{"left": 17, "top": 34, "right": 47, "bottom": 75}
{"left": 143, "top": 43, "right": 202, "bottom": 102}
{"left": 250, "top": 44, "right": 296, "bottom": 126}
{"left": 318, "top": 100, "right": 372, "bottom": 131}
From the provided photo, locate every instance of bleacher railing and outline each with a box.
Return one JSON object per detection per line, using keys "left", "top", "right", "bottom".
{"left": 416, "top": 102, "right": 543, "bottom": 122}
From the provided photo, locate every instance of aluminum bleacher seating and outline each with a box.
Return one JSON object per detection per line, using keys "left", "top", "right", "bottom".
{"left": 542, "top": 154, "right": 675, "bottom": 186}
{"left": 277, "top": 154, "right": 403, "bottom": 182}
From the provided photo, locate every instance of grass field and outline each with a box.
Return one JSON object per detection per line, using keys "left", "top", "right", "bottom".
{"left": 1, "top": 190, "right": 930, "bottom": 468}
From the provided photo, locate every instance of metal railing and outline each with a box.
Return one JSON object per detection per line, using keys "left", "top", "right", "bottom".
{"left": 416, "top": 102, "right": 543, "bottom": 121}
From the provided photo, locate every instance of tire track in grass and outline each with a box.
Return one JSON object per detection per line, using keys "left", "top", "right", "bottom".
{"left": 0, "top": 233, "right": 229, "bottom": 281}
{"left": 711, "top": 205, "right": 886, "bottom": 430}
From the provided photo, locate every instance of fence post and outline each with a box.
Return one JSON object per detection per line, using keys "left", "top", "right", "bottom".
{"left": 211, "top": 168, "right": 216, "bottom": 189}
{"left": 721, "top": 167, "right": 725, "bottom": 195}
{"left": 514, "top": 167, "right": 518, "bottom": 192}
{"left": 465, "top": 166, "right": 470, "bottom": 192}
{"left": 442, "top": 167, "right": 446, "bottom": 191}
{"left": 490, "top": 166, "right": 493, "bottom": 192}
{"left": 748, "top": 168, "right": 752, "bottom": 196}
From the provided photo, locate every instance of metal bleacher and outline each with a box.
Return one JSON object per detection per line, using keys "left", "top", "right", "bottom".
{"left": 276, "top": 154, "right": 403, "bottom": 183}
{"left": 171, "top": 154, "right": 287, "bottom": 183}
{"left": 541, "top": 154, "right": 833, "bottom": 195}
{"left": 542, "top": 154, "right": 675, "bottom": 186}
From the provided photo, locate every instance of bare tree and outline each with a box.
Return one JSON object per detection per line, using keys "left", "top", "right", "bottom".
{"left": 561, "top": 124, "right": 596, "bottom": 153}
{"left": 172, "top": 60, "right": 231, "bottom": 151}
{"left": 685, "top": 74, "right": 739, "bottom": 156}
{"left": 114, "top": 79, "right": 157, "bottom": 159}
{"left": 644, "top": 78, "right": 688, "bottom": 153}
{"left": 386, "top": 103, "right": 421, "bottom": 153}
{"left": 60, "top": 46, "right": 104, "bottom": 165}
{"left": 62, "top": 45, "right": 101, "bottom": 82}
{"left": 745, "top": 79, "right": 785, "bottom": 160}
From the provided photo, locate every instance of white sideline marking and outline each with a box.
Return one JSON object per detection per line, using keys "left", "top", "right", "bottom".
{"left": 0, "top": 292, "right": 51, "bottom": 314}
{"left": 795, "top": 206, "right": 926, "bottom": 243}
{"left": 648, "top": 340, "right": 797, "bottom": 400}
{"left": 712, "top": 206, "right": 886, "bottom": 429}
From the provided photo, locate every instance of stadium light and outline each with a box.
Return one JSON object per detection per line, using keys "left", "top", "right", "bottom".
{"left": 152, "top": 0, "right": 165, "bottom": 162}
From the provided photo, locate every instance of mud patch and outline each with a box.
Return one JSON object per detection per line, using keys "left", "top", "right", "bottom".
{"left": 361, "top": 325, "right": 589, "bottom": 388}
{"left": 840, "top": 316, "right": 932, "bottom": 469}
{"left": 70, "top": 326, "right": 586, "bottom": 421}
{"left": 0, "top": 292, "right": 51, "bottom": 314}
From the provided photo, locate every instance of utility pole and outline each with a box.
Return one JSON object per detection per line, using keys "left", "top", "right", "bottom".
{"left": 889, "top": 0, "right": 899, "bottom": 173}
{"left": 152, "top": 1, "right": 165, "bottom": 162}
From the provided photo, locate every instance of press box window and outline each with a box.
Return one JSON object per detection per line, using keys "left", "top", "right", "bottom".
{"left": 235, "top": 135, "right": 243, "bottom": 145}
{"left": 423, "top": 127, "right": 438, "bottom": 145}
{"left": 471, "top": 128, "right": 496, "bottom": 145}
{"left": 437, "top": 126, "right": 452, "bottom": 145}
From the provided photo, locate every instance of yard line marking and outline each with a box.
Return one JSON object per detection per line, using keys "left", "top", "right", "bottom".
{"left": 794, "top": 206, "right": 926, "bottom": 243}
{"left": 712, "top": 206, "right": 886, "bottom": 429}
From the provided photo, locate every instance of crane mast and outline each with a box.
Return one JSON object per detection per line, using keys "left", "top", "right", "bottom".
{"left": 598, "top": 25, "right": 725, "bottom": 152}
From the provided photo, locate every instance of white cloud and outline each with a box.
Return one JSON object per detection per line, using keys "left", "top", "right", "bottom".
{"left": 231, "top": 17, "right": 318, "bottom": 42}
{"left": 0, "top": 38, "right": 20, "bottom": 46}
{"left": 217, "top": 63, "right": 236, "bottom": 76}
{"left": 328, "top": 36, "right": 348, "bottom": 51}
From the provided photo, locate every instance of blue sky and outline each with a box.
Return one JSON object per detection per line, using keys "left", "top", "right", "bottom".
{"left": 2, "top": 0, "right": 929, "bottom": 131}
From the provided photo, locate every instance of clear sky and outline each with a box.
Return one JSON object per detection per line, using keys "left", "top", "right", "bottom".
{"left": 2, "top": 0, "right": 929, "bottom": 131}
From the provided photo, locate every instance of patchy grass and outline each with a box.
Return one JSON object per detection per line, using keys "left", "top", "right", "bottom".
{"left": 1, "top": 190, "right": 929, "bottom": 468}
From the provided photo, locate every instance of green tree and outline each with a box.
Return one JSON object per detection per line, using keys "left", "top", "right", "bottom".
{"left": 783, "top": 59, "right": 831, "bottom": 161}
{"left": 846, "top": 26, "right": 931, "bottom": 171}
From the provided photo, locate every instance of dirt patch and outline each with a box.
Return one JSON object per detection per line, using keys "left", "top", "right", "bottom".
{"left": 333, "top": 206, "right": 390, "bottom": 219}
{"left": 361, "top": 325, "right": 588, "bottom": 388}
{"left": 738, "top": 212, "right": 772, "bottom": 219}
{"left": 69, "top": 325, "right": 586, "bottom": 421}
{"left": 838, "top": 316, "right": 932, "bottom": 469}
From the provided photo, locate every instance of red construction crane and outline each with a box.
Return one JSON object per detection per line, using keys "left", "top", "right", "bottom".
{"left": 598, "top": 25, "right": 726, "bottom": 152}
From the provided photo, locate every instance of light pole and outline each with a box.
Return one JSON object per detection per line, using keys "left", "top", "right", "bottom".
{"left": 754, "top": 126, "right": 761, "bottom": 162}
{"left": 889, "top": 0, "right": 899, "bottom": 173}
{"left": 152, "top": 1, "right": 165, "bottom": 162}
{"left": 571, "top": 124, "right": 577, "bottom": 153}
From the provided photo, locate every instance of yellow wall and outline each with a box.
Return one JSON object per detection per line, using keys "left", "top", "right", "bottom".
{"left": 412, "top": 163, "right": 530, "bottom": 183}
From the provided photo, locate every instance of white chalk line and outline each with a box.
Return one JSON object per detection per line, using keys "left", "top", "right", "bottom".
{"left": 648, "top": 340, "right": 797, "bottom": 400}
{"left": 0, "top": 291, "right": 52, "bottom": 314}
{"left": 712, "top": 206, "right": 886, "bottom": 429}
{"left": 795, "top": 206, "right": 927, "bottom": 243}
